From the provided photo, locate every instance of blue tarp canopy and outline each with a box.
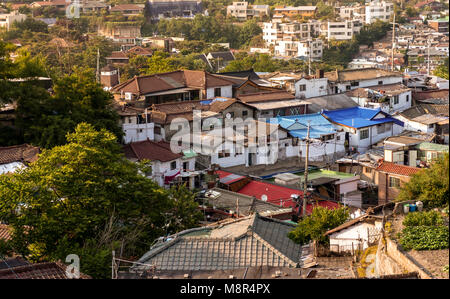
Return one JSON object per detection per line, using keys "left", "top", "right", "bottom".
{"left": 321, "top": 107, "right": 403, "bottom": 129}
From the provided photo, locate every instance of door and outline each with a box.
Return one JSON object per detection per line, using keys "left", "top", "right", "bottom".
{"left": 409, "top": 150, "right": 417, "bottom": 167}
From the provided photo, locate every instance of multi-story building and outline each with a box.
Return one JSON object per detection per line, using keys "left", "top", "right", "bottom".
{"left": 320, "top": 19, "right": 363, "bottom": 41}
{"left": 0, "top": 11, "right": 26, "bottom": 31}
{"left": 146, "top": 0, "right": 202, "bottom": 19}
{"left": 428, "top": 17, "right": 449, "bottom": 35}
{"left": 262, "top": 20, "right": 321, "bottom": 46}
{"left": 338, "top": 4, "right": 365, "bottom": 21}
{"left": 226, "top": 2, "right": 269, "bottom": 20}
{"left": 274, "top": 39, "right": 323, "bottom": 59}
{"left": 273, "top": 6, "right": 317, "bottom": 20}
{"left": 365, "top": 0, "right": 393, "bottom": 24}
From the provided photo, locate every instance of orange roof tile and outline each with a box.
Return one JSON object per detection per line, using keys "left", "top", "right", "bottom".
{"left": 376, "top": 161, "right": 421, "bottom": 177}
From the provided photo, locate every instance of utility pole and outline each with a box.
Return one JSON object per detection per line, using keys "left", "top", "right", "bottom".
{"left": 302, "top": 120, "right": 311, "bottom": 217}
{"left": 96, "top": 48, "right": 100, "bottom": 83}
{"left": 308, "top": 39, "right": 312, "bottom": 76}
{"left": 391, "top": 13, "right": 396, "bottom": 72}
{"left": 427, "top": 36, "right": 431, "bottom": 76}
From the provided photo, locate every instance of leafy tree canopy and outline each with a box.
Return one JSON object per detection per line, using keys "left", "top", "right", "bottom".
{"left": 288, "top": 206, "right": 349, "bottom": 245}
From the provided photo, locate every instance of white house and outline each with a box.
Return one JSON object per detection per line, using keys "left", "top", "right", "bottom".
{"left": 123, "top": 140, "right": 198, "bottom": 189}
{"left": 274, "top": 39, "right": 323, "bottom": 59}
{"left": 0, "top": 11, "right": 26, "bottom": 31}
{"left": 322, "top": 107, "right": 404, "bottom": 153}
{"left": 295, "top": 76, "right": 329, "bottom": 99}
{"left": 346, "top": 84, "right": 412, "bottom": 114}
{"left": 324, "top": 68, "right": 403, "bottom": 94}
{"left": 325, "top": 215, "right": 383, "bottom": 253}
{"left": 365, "top": 0, "right": 394, "bottom": 24}
{"left": 320, "top": 19, "right": 363, "bottom": 41}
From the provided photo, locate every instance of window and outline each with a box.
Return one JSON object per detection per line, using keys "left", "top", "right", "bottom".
{"left": 298, "top": 84, "right": 306, "bottom": 91}
{"left": 214, "top": 88, "right": 221, "bottom": 97}
{"left": 378, "top": 81, "right": 383, "bottom": 85}
{"left": 346, "top": 85, "right": 351, "bottom": 91}
{"left": 429, "top": 124, "right": 434, "bottom": 129}
{"left": 364, "top": 167, "right": 373, "bottom": 174}
{"left": 218, "top": 150, "right": 231, "bottom": 158}
{"left": 389, "top": 177, "right": 401, "bottom": 188}
{"left": 406, "top": 95, "right": 409, "bottom": 102}
{"left": 242, "top": 110, "right": 248, "bottom": 117}
{"left": 351, "top": 81, "right": 359, "bottom": 87}
{"left": 154, "top": 126, "right": 161, "bottom": 135}
{"left": 393, "top": 95, "right": 399, "bottom": 105}
{"left": 170, "top": 161, "right": 177, "bottom": 170}
{"left": 360, "top": 128, "right": 369, "bottom": 140}
{"left": 183, "top": 162, "right": 189, "bottom": 171}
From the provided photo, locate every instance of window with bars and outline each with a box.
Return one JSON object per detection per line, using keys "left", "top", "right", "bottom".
{"left": 360, "top": 128, "right": 369, "bottom": 140}
{"left": 389, "top": 177, "right": 401, "bottom": 188}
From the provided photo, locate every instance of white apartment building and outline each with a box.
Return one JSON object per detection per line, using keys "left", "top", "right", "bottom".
{"left": 263, "top": 21, "right": 321, "bottom": 46}
{"left": 274, "top": 39, "right": 323, "bottom": 59}
{"left": 0, "top": 11, "right": 26, "bottom": 31}
{"left": 365, "top": 0, "right": 393, "bottom": 24}
{"left": 227, "top": 2, "right": 269, "bottom": 20}
{"left": 338, "top": 4, "right": 365, "bottom": 20}
{"left": 320, "top": 19, "right": 363, "bottom": 41}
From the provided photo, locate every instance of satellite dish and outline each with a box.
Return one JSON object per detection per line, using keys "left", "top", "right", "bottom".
{"left": 226, "top": 113, "right": 232, "bottom": 119}
{"left": 261, "top": 194, "right": 268, "bottom": 202}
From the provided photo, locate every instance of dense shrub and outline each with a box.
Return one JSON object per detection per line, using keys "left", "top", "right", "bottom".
{"left": 403, "top": 211, "right": 444, "bottom": 227}
{"left": 399, "top": 226, "right": 449, "bottom": 251}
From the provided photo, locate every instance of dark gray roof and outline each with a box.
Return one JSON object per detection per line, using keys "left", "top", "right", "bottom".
{"left": 307, "top": 94, "right": 358, "bottom": 113}
{"left": 208, "top": 51, "right": 235, "bottom": 62}
{"left": 132, "top": 214, "right": 305, "bottom": 271}
{"left": 205, "top": 188, "right": 292, "bottom": 217}
{"left": 218, "top": 69, "right": 261, "bottom": 81}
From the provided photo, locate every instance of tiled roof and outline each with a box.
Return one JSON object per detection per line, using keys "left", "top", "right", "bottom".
{"left": 204, "top": 188, "right": 293, "bottom": 217}
{"left": 123, "top": 140, "right": 183, "bottom": 162}
{"left": 322, "top": 107, "right": 403, "bottom": 129}
{"left": 0, "top": 144, "right": 40, "bottom": 165}
{"left": 207, "top": 51, "right": 235, "bottom": 62}
{"left": 0, "top": 261, "right": 91, "bottom": 279}
{"left": 237, "top": 91, "right": 295, "bottom": 103}
{"left": 324, "top": 68, "right": 401, "bottom": 83}
{"left": 111, "top": 70, "right": 234, "bottom": 96}
{"left": 400, "top": 104, "right": 449, "bottom": 119}
{"left": 376, "top": 161, "right": 421, "bottom": 177}
{"left": 0, "top": 224, "right": 11, "bottom": 241}
{"left": 126, "top": 46, "right": 152, "bottom": 56}
{"left": 133, "top": 214, "right": 306, "bottom": 271}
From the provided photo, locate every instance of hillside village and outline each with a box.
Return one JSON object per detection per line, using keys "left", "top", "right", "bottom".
{"left": 0, "top": 0, "right": 448, "bottom": 281}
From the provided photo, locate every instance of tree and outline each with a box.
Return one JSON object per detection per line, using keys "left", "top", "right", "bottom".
{"left": 0, "top": 123, "right": 202, "bottom": 278}
{"left": 433, "top": 57, "right": 449, "bottom": 80}
{"left": 396, "top": 153, "right": 449, "bottom": 208}
{"left": 288, "top": 206, "right": 349, "bottom": 245}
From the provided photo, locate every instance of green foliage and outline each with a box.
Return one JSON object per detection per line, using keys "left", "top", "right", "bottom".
{"left": 0, "top": 123, "right": 202, "bottom": 278}
{"left": 403, "top": 211, "right": 445, "bottom": 227}
{"left": 397, "top": 153, "right": 449, "bottom": 209}
{"left": 288, "top": 206, "right": 349, "bottom": 245}
{"left": 399, "top": 226, "right": 449, "bottom": 251}
{"left": 433, "top": 57, "right": 449, "bottom": 80}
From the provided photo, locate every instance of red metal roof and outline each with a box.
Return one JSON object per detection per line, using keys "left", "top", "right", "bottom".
{"left": 376, "top": 161, "right": 421, "bottom": 177}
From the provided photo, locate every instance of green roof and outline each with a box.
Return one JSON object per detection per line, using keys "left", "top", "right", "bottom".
{"left": 183, "top": 149, "right": 198, "bottom": 158}
{"left": 415, "top": 142, "right": 449, "bottom": 152}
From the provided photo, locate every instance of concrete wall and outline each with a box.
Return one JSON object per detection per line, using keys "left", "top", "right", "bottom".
{"left": 295, "top": 78, "right": 328, "bottom": 99}
{"left": 206, "top": 85, "right": 233, "bottom": 99}
{"left": 376, "top": 236, "right": 433, "bottom": 279}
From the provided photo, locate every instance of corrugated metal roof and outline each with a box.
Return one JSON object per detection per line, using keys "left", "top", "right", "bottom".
{"left": 322, "top": 107, "right": 404, "bottom": 129}
{"left": 268, "top": 113, "right": 337, "bottom": 139}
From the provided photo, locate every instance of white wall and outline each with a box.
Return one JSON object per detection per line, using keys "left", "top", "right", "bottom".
{"left": 206, "top": 85, "right": 233, "bottom": 99}
{"left": 123, "top": 122, "right": 155, "bottom": 144}
{"left": 335, "top": 76, "right": 402, "bottom": 93}
{"left": 295, "top": 77, "right": 328, "bottom": 99}
{"left": 329, "top": 221, "right": 383, "bottom": 252}
{"left": 394, "top": 115, "right": 434, "bottom": 134}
